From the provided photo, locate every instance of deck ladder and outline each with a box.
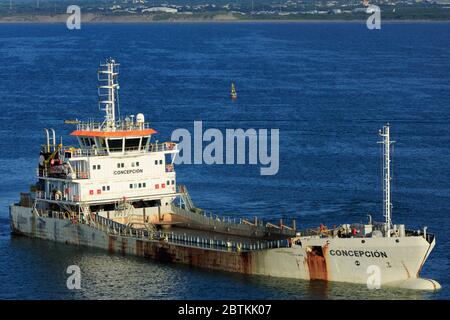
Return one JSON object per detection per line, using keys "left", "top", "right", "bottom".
{"left": 178, "top": 185, "right": 195, "bottom": 211}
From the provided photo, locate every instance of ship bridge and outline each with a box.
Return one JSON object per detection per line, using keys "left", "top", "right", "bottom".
{"left": 70, "top": 118, "right": 157, "bottom": 155}
{"left": 64, "top": 117, "right": 177, "bottom": 159}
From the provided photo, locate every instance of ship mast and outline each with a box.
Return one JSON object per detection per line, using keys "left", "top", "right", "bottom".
{"left": 98, "top": 59, "right": 120, "bottom": 131}
{"left": 378, "top": 124, "right": 395, "bottom": 237}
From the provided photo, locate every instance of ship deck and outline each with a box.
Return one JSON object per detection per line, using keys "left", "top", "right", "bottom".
{"left": 155, "top": 225, "right": 292, "bottom": 251}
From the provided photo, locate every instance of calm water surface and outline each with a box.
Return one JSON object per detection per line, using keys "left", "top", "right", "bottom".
{"left": 0, "top": 23, "right": 449, "bottom": 299}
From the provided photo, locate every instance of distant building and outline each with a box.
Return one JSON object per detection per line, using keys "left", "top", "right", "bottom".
{"left": 142, "top": 7, "right": 178, "bottom": 13}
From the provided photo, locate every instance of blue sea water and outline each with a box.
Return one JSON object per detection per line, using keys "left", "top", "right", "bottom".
{"left": 0, "top": 22, "right": 449, "bottom": 300}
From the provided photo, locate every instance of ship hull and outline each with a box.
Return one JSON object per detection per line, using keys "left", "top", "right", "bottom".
{"left": 10, "top": 204, "right": 440, "bottom": 290}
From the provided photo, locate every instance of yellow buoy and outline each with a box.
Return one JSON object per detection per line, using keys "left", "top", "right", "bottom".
{"left": 230, "top": 82, "right": 237, "bottom": 100}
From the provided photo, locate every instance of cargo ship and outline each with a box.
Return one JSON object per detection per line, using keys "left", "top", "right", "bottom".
{"left": 9, "top": 59, "right": 440, "bottom": 291}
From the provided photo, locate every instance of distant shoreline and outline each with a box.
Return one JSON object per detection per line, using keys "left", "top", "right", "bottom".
{"left": 1, "top": 14, "right": 450, "bottom": 24}
{"left": 0, "top": 14, "right": 450, "bottom": 24}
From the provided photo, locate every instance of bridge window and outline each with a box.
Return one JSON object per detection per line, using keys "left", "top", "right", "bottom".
{"left": 80, "top": 138, "right": 88, "bottom": 147}
{"left": 82, "top": 138, "right": 95, "bottom": 147}
{"left": 99, "top": 138, "right": 107, "bottom": 149}
{"left": 108, "top": 139, "right": 123, "bottom": 152}
{"left": 141, "top": 137, "right": 149, "bottom": 151}
{"left": 125, "top": 138, "right": 141, "bottom": 151}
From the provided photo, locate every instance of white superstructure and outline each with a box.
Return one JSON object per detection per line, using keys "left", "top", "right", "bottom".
{"left": 35, "top": 58, "right": 179, "bottom": 225}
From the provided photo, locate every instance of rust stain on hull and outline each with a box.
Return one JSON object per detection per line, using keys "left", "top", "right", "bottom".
{"left": 31, "top": 216, "right": 36, "bottom": 236}
{"left": 120, "top": 238, "right": 128, "bottom": 255}
{"left": 135, "top": 240, "right": 253, "bottom": 274}
{"left": 306, "top": 245, "right": 328, "bottom": 281}
{"left": 135, "top": 238, "right": 144, "bottom": 256}
{"left": 108, "top": 235, "right": 116, "bottom": 254}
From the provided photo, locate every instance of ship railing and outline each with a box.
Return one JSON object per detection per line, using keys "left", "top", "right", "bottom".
{"left": 34, "top": 209, "right": 70, "bottom": 220}
{"left": 37, "top": 168, "right": 47, "bottom": 177}
{"left": 63, "top": 142, "right": 177, "bottom": 158}
{"left": 74, "top": 171, "right": 90, "bottom": 179}
{"left": 157, "top": 232, "right": 292, "bottom": 251}
{"left": 76, "top": 121, "right": 151, "bottom": 132}
{"left": 30, "top": 209, "right": 291, "bottom": 251}
{"left": 174, "top": 186, "right": 290, "bottom": 230}
{"left": 36, "top": 168, "right": 65, "bottom": 178}
{"left": 149, "top": 142, "right": 177, "bottom": 153}
{"left": 89, "top": 213, "right": 291, "bottom": 251}
{"left": 171, "top": 203, "right": 296, "bottom": 238}
{"left": 34, "top": 191, "right": 81, "bottom": 203}
{"left": 36, "top": 168, "right": 89, "bottom": 180}
{"left": 109, "top": 142, "right": 178, "bottom": 154}
{"left": 65, "top": 147, "right": 109, "bottom": 158}
{"left": 108, "top": 146, "right": 148, "bottom": 153}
